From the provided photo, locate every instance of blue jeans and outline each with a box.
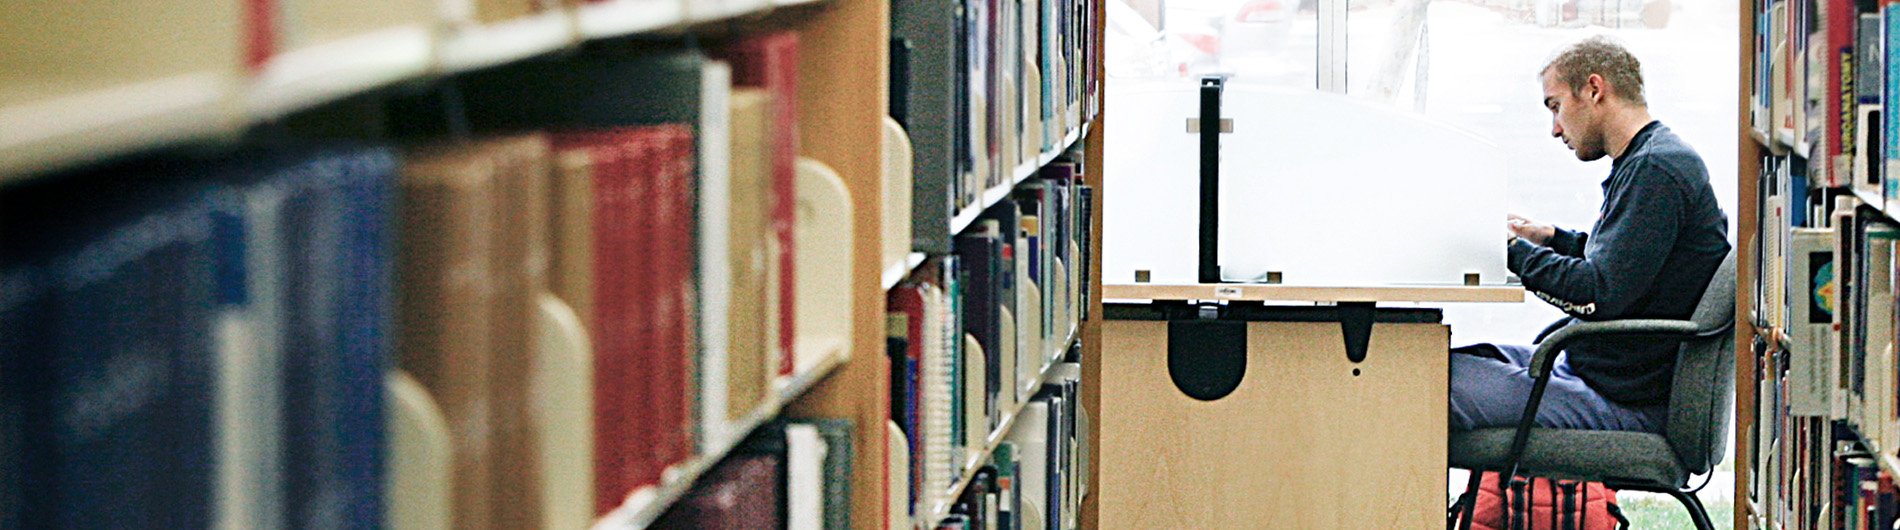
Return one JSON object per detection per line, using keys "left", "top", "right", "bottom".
{"left": 1449, "top": 343, "right": 1668, "bottom": 434}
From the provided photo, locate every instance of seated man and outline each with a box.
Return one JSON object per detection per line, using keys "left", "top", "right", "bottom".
{"left": 1450, "top": 36, "right": 1730, "bottom": 434}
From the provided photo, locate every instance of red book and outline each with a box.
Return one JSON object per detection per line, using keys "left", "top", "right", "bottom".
{"left": 886, "top": 282, "right": 929, "bottom": 504}
{"left": 1825, "top": 0, "right": 1858, "bottom": 187}
{"left": 639, "top": 125, "right": 699, "bottom": 481}
{"left": 715, "top": 33, "right": 801, "bottom": 378}
{"left": 552, "top": 130, "right": 651, "bottom": 514}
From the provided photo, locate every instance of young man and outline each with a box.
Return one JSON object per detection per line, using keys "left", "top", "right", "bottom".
{"left": 1448, "top": 36, "right": 1730, "bottom": 434}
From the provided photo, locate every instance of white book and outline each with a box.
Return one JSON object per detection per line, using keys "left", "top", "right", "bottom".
{"left": 786, "top": 423, "right": 828, "bottom": 530}
{"left": 217, "top": 184, "right": 289, "bottom": 530}
{"left": 1788, "top": 228, "right": 1839, "bottom": 417}
{"left": 699, "top": 59, "right": 736, "bottom": 450}
{"left": 922, "top": 285, "right": 955, "bottom": 510}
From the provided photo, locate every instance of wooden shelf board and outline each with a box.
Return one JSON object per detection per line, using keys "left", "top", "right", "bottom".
{"left": 590, "top": 347, "right": 847, "bottom": 530}
{"left": 437, "top": 12, "right": 576, "bottom": 74}
{"left": 575, "top": 0, "right": 686, "bottom": 39}
{"left": 1103, "top": 283, "right": 1526, "bottom": 304}
{"left": 1, "top": 72, "right": 238, "bottom": 182}
{"left": 949, "top": 124, "right": 1090, "bottom": 236}
{"left": 884, "top": 252, "right": 929, "bottom": 290}
{"left": 248, "top": 26, "right": 435, "bottom": 119}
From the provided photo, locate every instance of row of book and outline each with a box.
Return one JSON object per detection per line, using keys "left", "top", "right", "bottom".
{"left": 1744, "top": 406, "right": 1900, "bottom": 530}
{"left": 0, "top": 36, "right": 859, "bottom": 530}
{"left": 1755, "top": 191, "right": 1900, "bottom": 530}
{"left": 892, "top": 0, "right": 1103, "bottom": 253}
{"left": 1749, "top": 0, "right": 1900, "bottom": 525}
{"left": 1747, "top": 0, "right": 1896, "bottom": 196}
{"left": 885, "top": 149, "right": 1095, "bottom": 529}
{"left": 935, "top": 368, "right": 1087, "bottom": 530}
{"left": 650, "top": 419, "right": 856, "bottom": 530}
{"left": 1832, "top": 446, "right": 1900, "bottom": 530}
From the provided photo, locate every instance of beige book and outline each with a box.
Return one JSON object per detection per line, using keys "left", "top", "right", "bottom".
{"left": 398, "top": 135, "right": 549, "bottom": 530}
{"left": 726, "top": 89, "right": 775, "bottom": 422}
{"left": 549, "top": 148, "right": 597, "bottom": 325}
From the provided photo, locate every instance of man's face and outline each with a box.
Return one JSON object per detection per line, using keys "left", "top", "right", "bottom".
{"left": 1541, "top": 69, "right": 1608, "bottom": 161}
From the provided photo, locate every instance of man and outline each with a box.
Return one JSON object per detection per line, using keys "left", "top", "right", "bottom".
{"left": 1448, "top": 36, "right": 1729, "bottom": 434}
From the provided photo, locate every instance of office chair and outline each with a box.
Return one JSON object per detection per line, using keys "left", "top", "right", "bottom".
{"left": 1448, "top": 249, "right": 1735, "bottom": 530}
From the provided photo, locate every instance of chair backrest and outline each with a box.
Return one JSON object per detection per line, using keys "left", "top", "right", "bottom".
{"left": 1665, "top": 248, "right": 1737, "bottom": 476}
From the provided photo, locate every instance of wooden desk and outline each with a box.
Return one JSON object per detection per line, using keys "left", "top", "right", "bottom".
{"left": 1093, "top": 284, "right": 1523, "bottom": 529}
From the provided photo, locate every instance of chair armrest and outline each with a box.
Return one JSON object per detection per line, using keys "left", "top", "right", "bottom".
{"left": 1527, "top": 318, "right": 1731, "bottom": 378}
{"left": 1532, "top": 317, "right": 1574, "bottom": 344}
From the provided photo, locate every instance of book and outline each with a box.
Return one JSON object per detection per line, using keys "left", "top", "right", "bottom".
{"left": 725, "top": 89, "right": 777, "bottom": 425}
{"left": 714, "top": 34, "right": 802, "bottom": 383}
{"left": 811, "top": 419, "right": 855, "bottom": 530}
{"left": 268, "top": 146, "right": 399, "bottom": 530}
{"left": 1, "top": 166, "right": 222, "bottom": 530}
{"left": 649, "top": 453, "right": 784, "bottom": 530}
{"left": 397, "top": 136, "right": 550, "bottom": 530}
{"left": 786, "top": 423, "right": 828, "bottom": 530}
{"left": 1790, "top": 227, "right": 1841, "bottom": 418}
{"left": 1822, "top": 0, "right": 1858, "bottom": 187}
{"left": 893, "top": 0, "right": 969, "bottom": 253}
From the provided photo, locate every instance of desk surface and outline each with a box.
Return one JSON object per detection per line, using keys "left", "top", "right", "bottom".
{"left": 1102, "top": 283, "right": 1526, "bottom": 303}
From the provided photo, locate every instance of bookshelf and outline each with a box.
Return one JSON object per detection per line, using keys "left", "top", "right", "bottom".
{"left": 0, "top": 0, "right": 1101, "bottom": 529}
{"left": 1738, "top": 0, "right": 1900, "bottom": 526}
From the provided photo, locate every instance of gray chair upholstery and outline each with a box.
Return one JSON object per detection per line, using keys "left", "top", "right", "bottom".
{"left": 1449, "top": 249, "right": 1735, "bottom": 530}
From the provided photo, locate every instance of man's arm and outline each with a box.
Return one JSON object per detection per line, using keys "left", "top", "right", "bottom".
{"left": 1544, "top": 228, "right": 1588, "bottom": 257}
{"left": 1506, "top": 215, "right": 1586, "bottom": 257}
{"left": 1507, "top": 168, "right": 1682, "bottom": 320}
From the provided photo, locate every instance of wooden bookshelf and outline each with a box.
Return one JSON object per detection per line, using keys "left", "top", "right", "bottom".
{"left": 772, "top": 1, "right": 893, "bottom": 529}
{"left": 1, "top": 1, "right": 1108, "bottom": 529}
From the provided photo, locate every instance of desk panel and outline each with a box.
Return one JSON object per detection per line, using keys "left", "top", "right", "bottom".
{"left": 1097, "top": 320, "right": 1448, "bottom": 529}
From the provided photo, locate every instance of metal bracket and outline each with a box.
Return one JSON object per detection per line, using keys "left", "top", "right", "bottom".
{"left": 1339, "top": 302, "right": 1375, "bottom": 363}
{"left": 1198, "top": 76, "right": 1225, "bottom": 284}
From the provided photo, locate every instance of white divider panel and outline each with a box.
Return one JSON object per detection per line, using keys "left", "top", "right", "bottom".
{"left": 1104, "top": 78, "right": 1508, "bottom": 288}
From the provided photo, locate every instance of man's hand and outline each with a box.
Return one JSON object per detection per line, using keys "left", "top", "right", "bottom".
{"left": 1508, "top": 214, "right": 1556, "bottom": 246}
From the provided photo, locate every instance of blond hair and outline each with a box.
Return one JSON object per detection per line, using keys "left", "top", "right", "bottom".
{"left": 1541, "top": 35, "right": 1646, "bottom": 107}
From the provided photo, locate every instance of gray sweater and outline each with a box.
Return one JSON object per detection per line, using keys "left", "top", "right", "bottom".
{"left": 1506, "top": 121, "right": 1730, "bottom": 406}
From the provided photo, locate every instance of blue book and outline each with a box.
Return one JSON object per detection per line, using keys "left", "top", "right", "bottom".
{"left": 0, "top": 265, "right": 43, "bottom": 530}
{"left": 202, "top": 144, "right": 396, "bottom": 530}
{"left": 267, "top": 146, "right": 397, "bottom": 530}
{"left": 1886, "top": 3, "right": 1898, "bottom": 173}
{"left": 3, "top": 171, "right": 222, "bottom": 530}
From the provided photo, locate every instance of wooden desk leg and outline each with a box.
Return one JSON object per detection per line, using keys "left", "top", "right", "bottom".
{"left": 1095, "top": 320, "right": 1449, "bottom": 529}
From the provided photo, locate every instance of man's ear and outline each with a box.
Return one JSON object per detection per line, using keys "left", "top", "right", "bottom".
{"left": 1585, "top": 73, "right": 1608, "bottom": 103}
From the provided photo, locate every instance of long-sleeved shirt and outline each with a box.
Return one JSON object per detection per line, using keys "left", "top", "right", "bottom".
{"left": 1506, "top": 121, "right": 1730, "bottom": 406}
